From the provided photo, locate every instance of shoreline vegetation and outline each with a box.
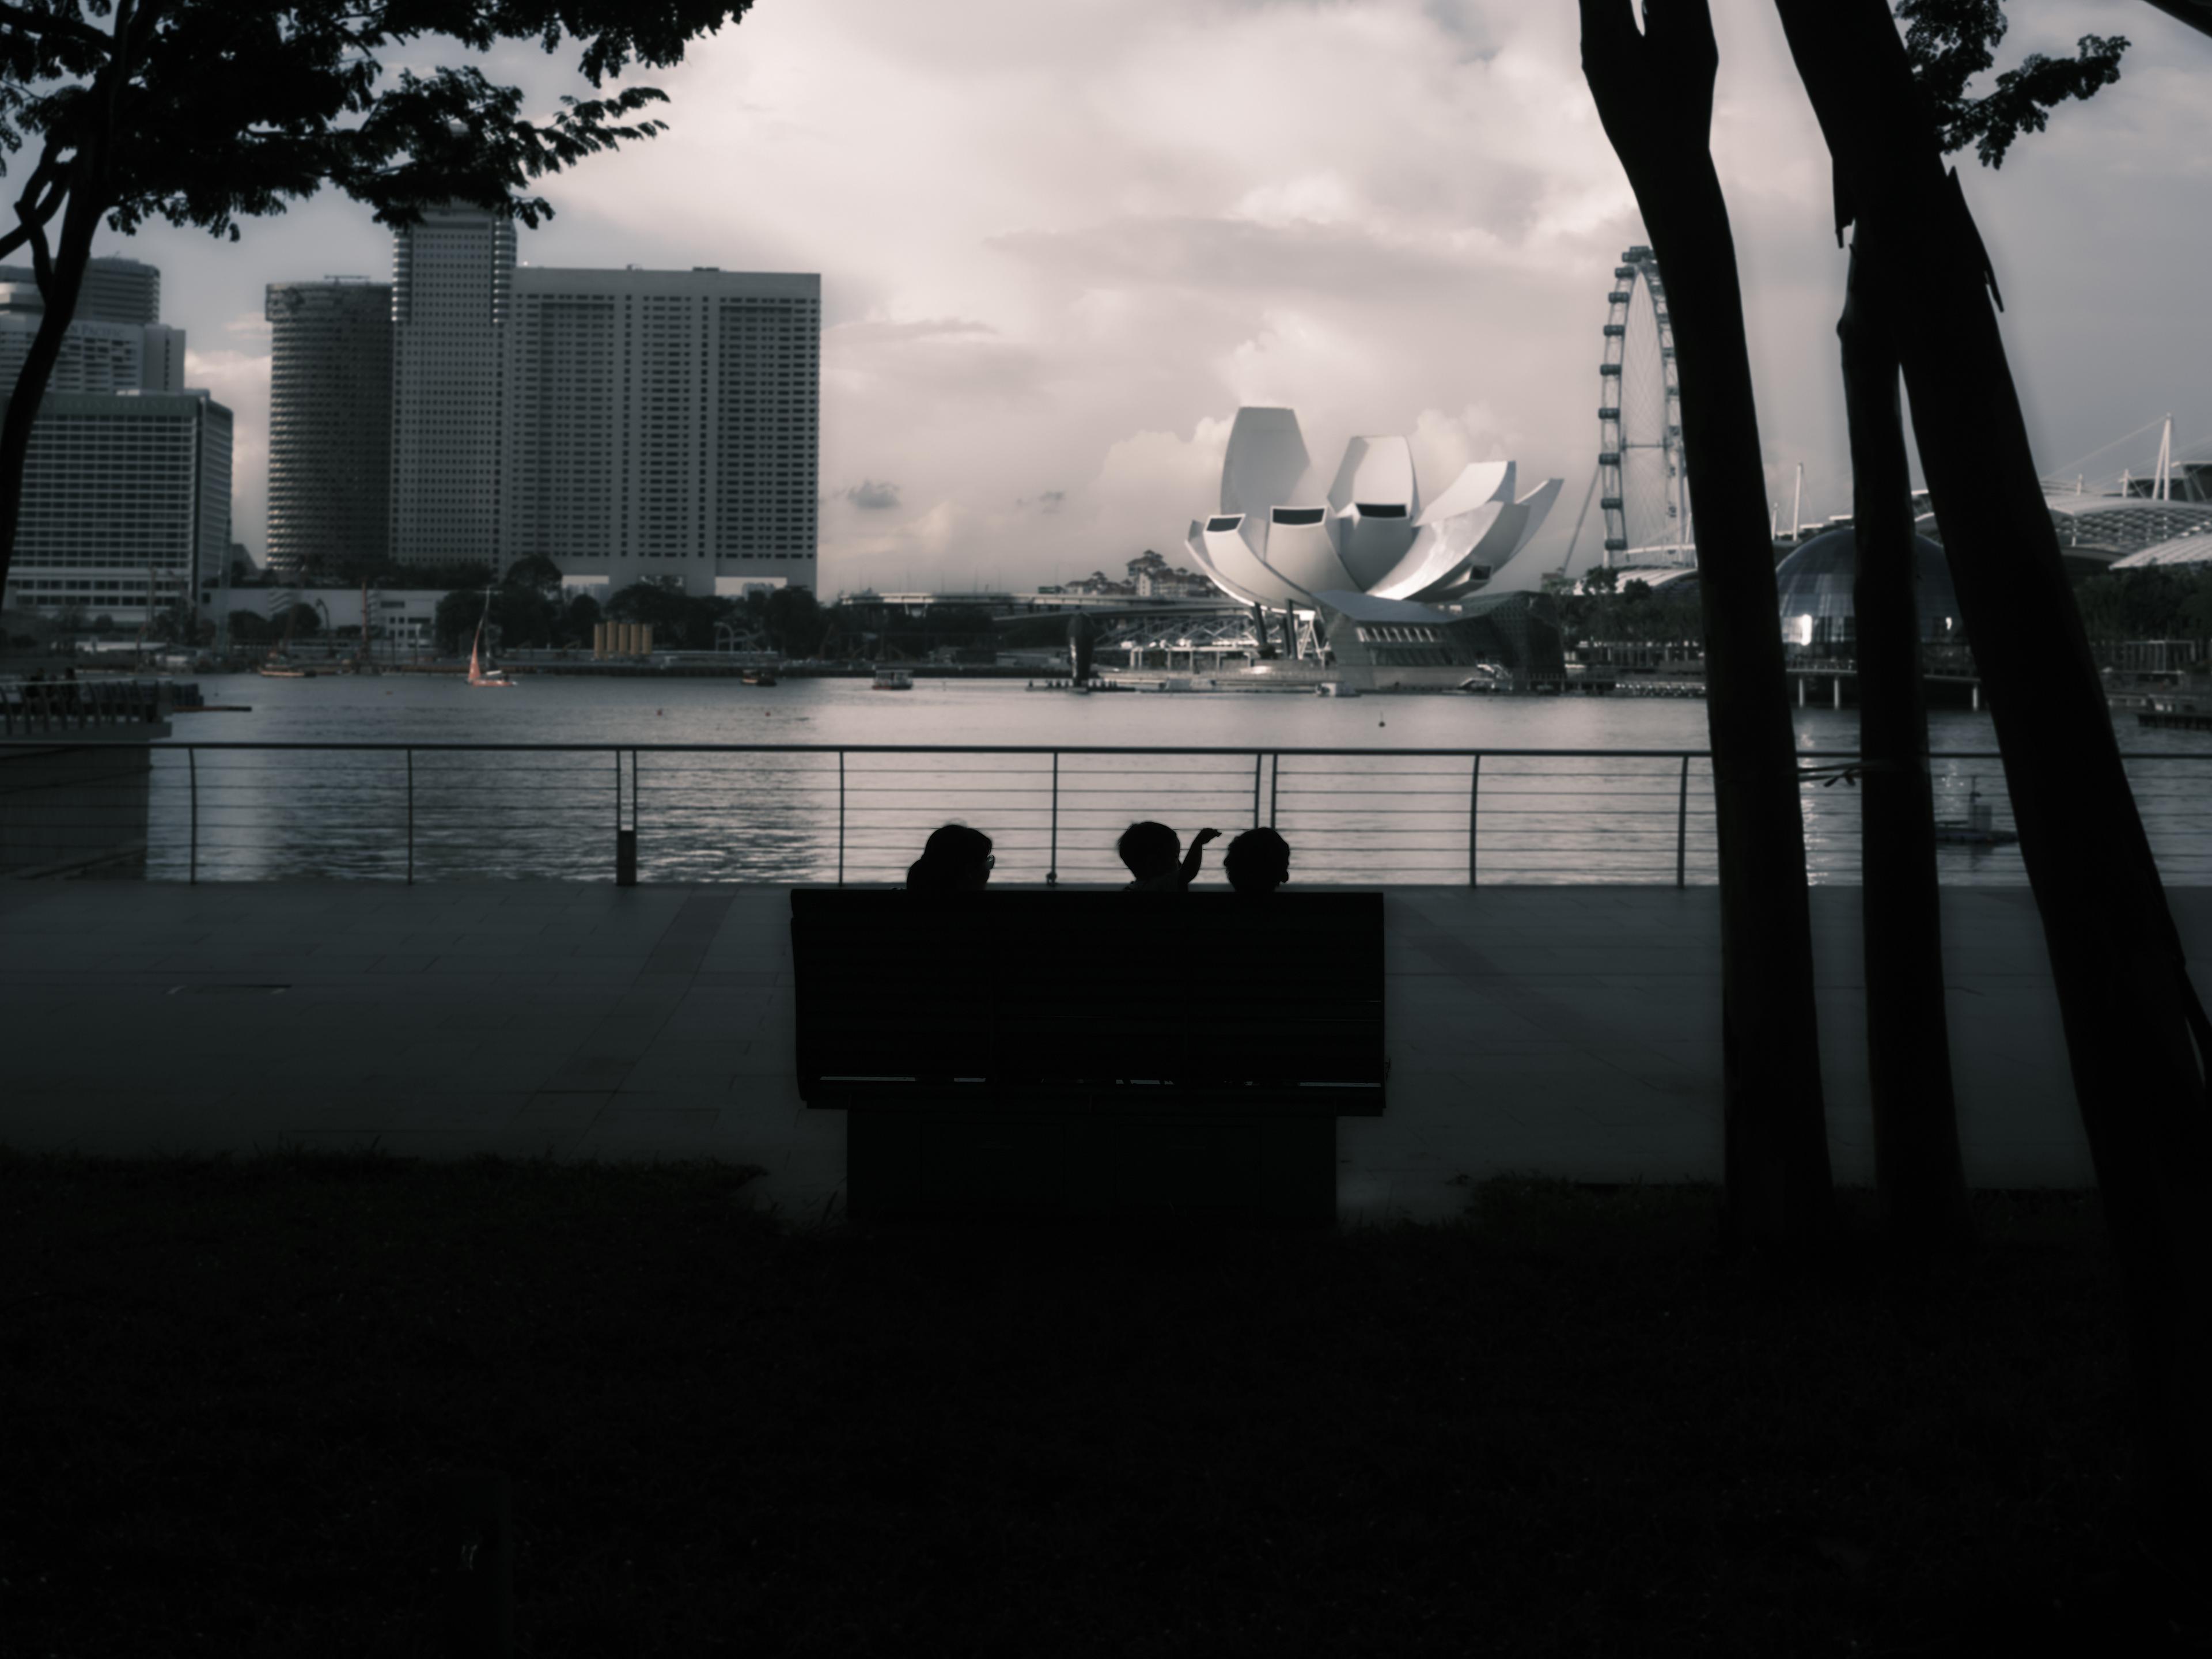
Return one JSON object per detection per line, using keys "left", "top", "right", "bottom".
{"left": 7, "top": 1145, "right": 2195, "bottom": 1654}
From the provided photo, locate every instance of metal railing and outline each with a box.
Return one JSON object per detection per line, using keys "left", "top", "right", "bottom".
{"left": 3, "top": 741, "right": 2210, "bottom": 886}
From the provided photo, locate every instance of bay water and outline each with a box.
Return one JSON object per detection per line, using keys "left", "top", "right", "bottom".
{"left": 147, "top": 672, "right": 2211, "bottom": 886}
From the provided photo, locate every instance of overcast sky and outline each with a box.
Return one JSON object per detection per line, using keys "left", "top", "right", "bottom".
{"left": 107, "top": 0, "right": 2212, "bottom": 594}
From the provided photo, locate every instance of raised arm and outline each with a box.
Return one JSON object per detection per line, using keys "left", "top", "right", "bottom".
{"left": 1179, "top": 827, "right": 1222, "bottom": 888}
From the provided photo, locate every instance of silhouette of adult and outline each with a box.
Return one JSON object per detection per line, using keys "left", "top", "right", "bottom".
{"left": 1118, "top": 820, "right": 1219, "bottom": 891}
{"left": 1222, "top": 827, "right": 1290, "bottom": 893}
{"left": 906, "top": 823, "right": 994, "bottom": 891}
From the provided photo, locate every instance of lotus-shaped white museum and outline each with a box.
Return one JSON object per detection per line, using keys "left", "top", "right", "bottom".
{"left": 1183, "top": 407, "right": 1562, "bottom": 613}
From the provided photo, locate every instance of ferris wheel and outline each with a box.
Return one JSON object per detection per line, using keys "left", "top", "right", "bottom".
{"left": 1596, "top": 245, "right": 1689, "bottom": 567}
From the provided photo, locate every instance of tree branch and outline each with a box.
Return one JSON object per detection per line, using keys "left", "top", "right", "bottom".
{"left": 0, "top": 1, "right": 113, "bottom": 60}
{"left": 0, "top": 139, "right": 63, "bottom": 266}
{"left": 2139, "top": 0, "right": 2212, "bottom": 41}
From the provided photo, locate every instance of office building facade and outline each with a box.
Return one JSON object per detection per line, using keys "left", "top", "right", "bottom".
{"left": 264, "top": 279, "right": 392, "bottom": 576}
{"left": 389, "top": 204, "right": 513, "bottom": 568}
{"left": 3, "top": 389, "right": 233, "bottom": 624}
{"left": 1, "top": 263, "right": 185, "bottom": 396}
{"left": 74, "top": 256, "right": 161, "bottom": 326}
{"left": 499, "top": 266, "right": 819, "bottom": 593}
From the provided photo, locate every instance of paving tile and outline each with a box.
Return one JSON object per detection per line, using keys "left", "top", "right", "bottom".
{"left": 7, "top": 882, "right": 2198, "bottom": 1192}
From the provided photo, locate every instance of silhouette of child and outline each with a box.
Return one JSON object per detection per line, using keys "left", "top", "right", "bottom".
{"left": 1222, "top": 827, "right": 1290, "bottom": 893}
{"left": 906, "top": 823, "right": 994, "bottom": 891}
{"left": 1118, "top": 820, "right": 1219, "bottom": 891}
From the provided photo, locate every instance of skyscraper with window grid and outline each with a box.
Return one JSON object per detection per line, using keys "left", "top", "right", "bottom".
{"left": 389, "top": 204, "right": 513, "bottom": 568}
{"left": 264, "top": 278, "right": 392, "bottom": 577}
{"left": 499, "top": 266, "right": 819, "bottom": 593}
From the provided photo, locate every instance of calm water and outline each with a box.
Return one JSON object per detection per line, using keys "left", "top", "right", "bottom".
{"left": 143, "top": 673, "right": 2212, "bottom": 885}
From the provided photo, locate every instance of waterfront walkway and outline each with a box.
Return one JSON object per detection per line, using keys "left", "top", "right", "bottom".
{"left": 4, "top": 882, "right": 2185, "bottom": 1224}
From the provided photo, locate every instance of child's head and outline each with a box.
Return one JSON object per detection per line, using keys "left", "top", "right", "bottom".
{"left": 1117, "top": 820, "right": 1180, "bottom": 879}
{"left": 907, "top": 822, "right": 994, "bottom": 891}
{"left": 1223, "top": 827, "right": 1290, "bottom": 893}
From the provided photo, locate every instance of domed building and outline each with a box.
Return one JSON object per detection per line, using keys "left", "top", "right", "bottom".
{"left": 1775, "top": 524, "right": 1963, "bottom": 657}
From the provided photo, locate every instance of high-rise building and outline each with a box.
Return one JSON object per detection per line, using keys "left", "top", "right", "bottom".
{"left": 75, "top": 256, "right": 160, "bottom": 325}
{"left": 389, "top": 204, "right": 513, "bottom": 569}
{"left": 0, "top": 266, "right": 185, "bottom": 395}
{"left": 499, "top": 266, "right": 819, "bottom": 592}
{"left": 1, "top": 389, "right": 233, "bottom": 623}
{"left": 141, "top": 324, "right": 184, "bottom": 392}
{"left": 264, "top": 278, "right": 392, "bottom": 576}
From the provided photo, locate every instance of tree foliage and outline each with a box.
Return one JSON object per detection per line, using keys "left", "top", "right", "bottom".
{"left": 1895, "top": 1, "right": 2127, "bottom": 169}
{"left": 503, "top": 554, "right": 565, "bottom": 599}
{"left": 1556, "top": 578, "right": 1703, "bottom": 646}
{"left": 433, "top": 582, "right": 600, "bottom": 653}
{"left": 0, "top": 1, "right": 753, "bottom": 255}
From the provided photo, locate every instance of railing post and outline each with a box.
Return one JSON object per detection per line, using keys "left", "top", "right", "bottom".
{"left": 1252, "top": 751, "right": 1263, "bottom": 827}
{"left": 1047, "top": 751, "right": 1059, "bottom": 887}
{"left": 406, "top": 748, "right": 414, "bottom": 885}
{"left": 1467, "top": 753, "right": 1480, "bottom": 888}
{"left": 1676, "top": 754, "right": 1690, "bottom": 889}
{"left": 837, "top": 751, "right": 846, "bottom": 887}
{"left": 1269, "top": 751, "right": 1280, "bottom": 828}
{"left": 187, "top": 747, "right": 198, "bottom": 886}
{"left": 614, "top": 749, "right": 637, "bottom": 888}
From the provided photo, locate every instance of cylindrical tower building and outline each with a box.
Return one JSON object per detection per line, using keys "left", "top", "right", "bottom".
{"left": 264, "top": 279, "right": 392, "bottom": 577}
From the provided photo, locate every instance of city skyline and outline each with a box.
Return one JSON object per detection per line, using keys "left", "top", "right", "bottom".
{"left": 72, "top": 0, "right": 2212, "bottom": 594}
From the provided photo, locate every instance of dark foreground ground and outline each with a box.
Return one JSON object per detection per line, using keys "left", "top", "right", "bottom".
{"left": 4, "top": 1149, "right": 2201, "bottom": 1657}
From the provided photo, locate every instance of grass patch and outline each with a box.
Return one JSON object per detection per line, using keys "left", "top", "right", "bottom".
{"left": 2, "top": 1145, "right": 2180, "bottom": 1656}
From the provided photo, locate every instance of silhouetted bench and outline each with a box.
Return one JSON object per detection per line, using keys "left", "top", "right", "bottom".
{"left": 791, "top": 889, "right": 1387, "bottom": 1225}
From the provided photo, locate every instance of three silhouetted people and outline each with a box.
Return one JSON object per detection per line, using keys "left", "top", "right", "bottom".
{"left": 906, "top": 820, "right": 1289, "bottom": 891}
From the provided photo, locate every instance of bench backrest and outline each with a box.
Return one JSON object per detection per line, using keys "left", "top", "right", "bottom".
{"left": 791, "top": 889, "right": 1385, "bottom": 1100}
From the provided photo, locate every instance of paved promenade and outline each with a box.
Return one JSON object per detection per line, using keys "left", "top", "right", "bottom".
{"left": 4, "top": 882, "right": 2187, "bottom": 1225}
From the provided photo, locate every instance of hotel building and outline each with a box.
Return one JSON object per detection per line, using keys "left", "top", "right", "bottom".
{"left": 499, "top": 266, "right": 820, "bottom": 593}
{"left": 3, "top": 389, "right": 233, "bottom": 624}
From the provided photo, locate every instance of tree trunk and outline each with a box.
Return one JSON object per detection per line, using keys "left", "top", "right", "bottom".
{"left": 0, "top": 191, "right": 105, "bottom": 595}
{"left": 1580, "top": 0, "right": 1835, "bottom": 1255}
{"left": 0, "top": 48, "right": 126, "bottom": 600}
{"left": 1773, "top": 0, "right": 2212, "bottom": 1565}
{"left": 1837, "top": 233, "right": 1974, "bottom": 1262}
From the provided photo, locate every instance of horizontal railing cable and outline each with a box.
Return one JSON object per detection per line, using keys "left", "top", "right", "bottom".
{"left": 2, "top": 741, "right": 2206, "bottom": 887}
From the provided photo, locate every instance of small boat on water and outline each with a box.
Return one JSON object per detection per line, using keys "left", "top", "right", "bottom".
{"left": 743, "top": 669, "right": 777, "bottom": 687}
{"left": 872, "top": 666, "right": 913, "bottom": 690}
{"left": 467, "top": 590, "right": 516, "bottom": 688}
{"left": 1316, "top": 681, "right": 1360, "bottom": 698}
{"left": 1932, "top": 779, "right": 2018, "bottom": 847}
{"left": 259, "top": 662, "right": 313, "bottom": 679}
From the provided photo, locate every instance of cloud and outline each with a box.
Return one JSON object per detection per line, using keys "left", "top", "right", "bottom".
{"left": 840, "top": 479, "right": 902, "bottom": 510}
{"left": 108, "top": 0, "right": 2209, "bottom": 585}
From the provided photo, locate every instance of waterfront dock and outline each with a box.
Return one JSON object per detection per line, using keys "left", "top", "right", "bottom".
{"left": 1, "top": 882, "right": 2161, "bottom": 1223}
